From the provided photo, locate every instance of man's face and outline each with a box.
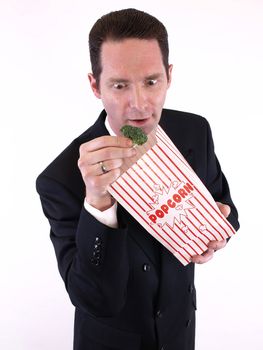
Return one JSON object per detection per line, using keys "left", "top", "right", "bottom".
{"left": 89, "top": 38, "right": 173, "bottom": 135}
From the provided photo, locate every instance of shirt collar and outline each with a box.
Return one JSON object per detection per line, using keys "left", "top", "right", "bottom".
{"left": 105, "top": 116, "right": 117, "bottom": 136}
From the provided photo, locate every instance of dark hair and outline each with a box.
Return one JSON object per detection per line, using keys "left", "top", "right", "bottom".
{"left": 89, "top": 8, "right": 169, "bottom": 86}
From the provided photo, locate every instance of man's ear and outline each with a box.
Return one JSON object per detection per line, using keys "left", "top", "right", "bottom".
{"left": 167, "top": 64, "right": 173, "bottom": 88}
{"left": 88, "top": 73, "right": 101, "bottom": 99}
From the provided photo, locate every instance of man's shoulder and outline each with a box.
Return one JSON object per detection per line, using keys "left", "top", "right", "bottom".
{"left": 160, "top": 108, "right": 208, "bottom": 129}
{"left": 160, "top": 108, "right": 209, "bottom": 144}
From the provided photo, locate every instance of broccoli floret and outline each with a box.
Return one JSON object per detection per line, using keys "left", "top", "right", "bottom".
{"left": 120, "top": 125, "right": 148, "bottom": 145}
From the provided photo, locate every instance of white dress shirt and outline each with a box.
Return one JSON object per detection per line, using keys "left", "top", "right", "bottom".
{"left": 83, "top": 117, "right": 118, "bottom": 228}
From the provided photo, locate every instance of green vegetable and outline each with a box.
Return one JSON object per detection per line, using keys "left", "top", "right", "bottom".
{"left": 120, "top": 125, "right": 148, "bottom": 145}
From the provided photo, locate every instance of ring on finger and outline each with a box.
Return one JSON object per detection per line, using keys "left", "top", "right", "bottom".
{"left": 99, "top": 161, "right": 108, "bottom": 174}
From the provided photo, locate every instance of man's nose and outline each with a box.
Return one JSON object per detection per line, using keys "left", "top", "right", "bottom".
{"left": 129, "top": 86, "right": 147, "bottom": 111}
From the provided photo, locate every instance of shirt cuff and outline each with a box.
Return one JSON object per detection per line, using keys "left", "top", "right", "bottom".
{"left": 84, "top": 198, "right": 118, "bottom": 229}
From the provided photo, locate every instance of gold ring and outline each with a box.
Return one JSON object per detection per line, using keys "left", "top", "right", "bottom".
{"left": 100, "top": 161, "right": 107, "bottom": 174}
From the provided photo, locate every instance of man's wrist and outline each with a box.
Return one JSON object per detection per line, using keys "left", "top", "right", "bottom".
{"left": 84, "top": 197, "right": 118, "bottom": 229}
{"left": 85, "top": 193, "right": 115, "bottom": 212}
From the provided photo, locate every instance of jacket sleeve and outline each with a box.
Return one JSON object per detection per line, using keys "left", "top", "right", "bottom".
{"left": 36, "top": 175, "right": 130, "bottom": 317}
{"left": 204, "top": 120, "right": 240, "bottom": 231}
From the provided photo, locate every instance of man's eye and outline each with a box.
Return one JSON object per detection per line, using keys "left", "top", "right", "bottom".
{"left": 147, "top": 79, "right": 157, "bottom": 86}
{"left": 113, "top": 83, "right": 126, "bottom": 89}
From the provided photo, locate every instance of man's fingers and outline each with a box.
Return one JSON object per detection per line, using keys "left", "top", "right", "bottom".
{"left": 78, "top": 135, "right": 136, "bottom": 202}
{"left": 88, "top": 168, "right": 121, "bottom": 190}
{"left": 216, "top": 201, "right": 231, "bottom": 218}
{"left": 81, "top": 135, "right": 133, "bottom": 152}
{"left": 84, "top": 158, "right": 123, "bottom": 177}
{"left": 84, "top": 146, "right": 136, "bottom": 165}
{"left": 191, "top": 239, "right": 227, "bottom": 264}
{"left": 191, "top": 248, "right": 214, "bottom": 264}
{"left": 208, "top": 239, "right": 227, "bottom": 251}
{"left": 98, "top": 158, "right": 123, "bottom": 173}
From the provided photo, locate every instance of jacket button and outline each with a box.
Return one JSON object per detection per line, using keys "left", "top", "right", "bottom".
{"left": 156, "top": 310, "right": 163, "bottom": 318}
{"left": 93, "top": 251, "right": 101, "bottom": 258}
{"left": 90, "top": 257, "right": 100, "bottom": 266}
{"left": 142, "top": 263, "right": 151, "bottom": 272}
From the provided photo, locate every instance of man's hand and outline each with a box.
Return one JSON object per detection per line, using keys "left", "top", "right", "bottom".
{"left": 190, "top": 202, "right": 231, "bottom": 264}
{"left": 78, "top": 135, "right": 136, "bottom": 211}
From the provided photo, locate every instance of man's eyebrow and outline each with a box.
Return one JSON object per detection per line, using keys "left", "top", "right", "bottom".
{"left": 107, "top": 78, "right": 130, "bottom": 83}
{"left": 145, "top": 73, "right": 164, "bottom": 80}
{"left": 107, "top": 73, "right": 164, "bottom": 83}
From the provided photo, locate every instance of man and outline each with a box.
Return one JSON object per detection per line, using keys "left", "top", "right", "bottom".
{"left": 36, "top": 8, "right": 239, "bottom": 350}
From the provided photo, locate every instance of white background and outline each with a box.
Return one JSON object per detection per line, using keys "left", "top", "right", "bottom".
{"left": 0, "top": 0, "right": 262, "bottom": 349}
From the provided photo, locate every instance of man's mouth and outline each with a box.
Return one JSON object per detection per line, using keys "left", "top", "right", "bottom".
{"left": 128, "top": 118, "right": 150, "bottom": 126}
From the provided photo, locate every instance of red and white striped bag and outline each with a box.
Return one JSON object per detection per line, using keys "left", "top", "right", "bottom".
{"left": 108, "top": 125, "right": 236, "bottom": 265}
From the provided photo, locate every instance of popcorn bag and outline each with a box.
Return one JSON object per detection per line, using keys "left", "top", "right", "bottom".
{"left": 108, "top": 126, "right": 236, "bottom": 266}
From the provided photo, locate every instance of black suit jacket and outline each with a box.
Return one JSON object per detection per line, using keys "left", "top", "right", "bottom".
{"left": 36, "top": 109, "right": 239, "bottom": 350}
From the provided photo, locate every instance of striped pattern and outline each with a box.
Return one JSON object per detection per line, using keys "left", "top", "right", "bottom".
{"left": 108, "top": 125, "right": 235, "bottom": 265}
